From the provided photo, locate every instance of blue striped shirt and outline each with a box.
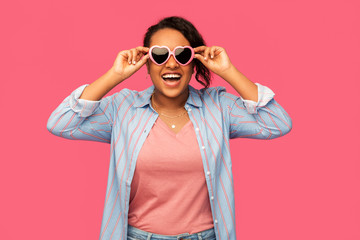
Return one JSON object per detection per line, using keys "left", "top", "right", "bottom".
{"left": 47, "top": 83, "right": 292, "bottom": 240}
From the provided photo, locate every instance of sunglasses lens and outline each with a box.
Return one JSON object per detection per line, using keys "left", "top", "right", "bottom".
{"left": 175, "top": 48, "right": 193, "bottom": 64}
{"left": 151, "top": 47, "right": 169, "bottom": 64}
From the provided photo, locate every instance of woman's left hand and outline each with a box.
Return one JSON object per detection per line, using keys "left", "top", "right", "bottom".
{"left": 194, "top": 46, "right": 233, "bottom": 78}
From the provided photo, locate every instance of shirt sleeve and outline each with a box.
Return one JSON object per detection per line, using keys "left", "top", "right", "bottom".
{"left": 218, "top": 83, "right": 292, "bottom": 139}
{"left": 46, "top": 84, "right": 115, "bottom": 143}
{"left": 239, "top": 83, "right": 276, "bottom": 114}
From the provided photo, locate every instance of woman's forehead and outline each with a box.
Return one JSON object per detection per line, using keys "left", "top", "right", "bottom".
{"left": 149, "top": 28, "right": 190, "bottom": 49}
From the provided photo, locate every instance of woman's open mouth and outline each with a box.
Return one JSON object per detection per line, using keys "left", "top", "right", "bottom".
{"left": 161, "top": 73, "right": 182, "bottom": 87}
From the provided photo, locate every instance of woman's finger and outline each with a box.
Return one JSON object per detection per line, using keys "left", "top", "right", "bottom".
{"left": 215, "top": 47, "right": 222, "bottom": 56}
{"left": 210, "top": 46, "right": 217, "bottom": 59}
{"left": 130, "top": 47, "right": 147, "bottom": 63}
{"left": 135, "top": 49, "right": 143, "bottom": 62}
{"left": 136, "top": 46, "right": 149, "bottom": 54}
{"left": 194, "top": 53, "right": 208, "bottom": 66}
{"left": 131, "top": 48, "right": 137, "bottom": 65}
{"left": 138, "top": 54, "right": 149, "bottom": 66}
{"left": 135, "top": 52, "right": 140, "bottom": 63}
{"left": 132, "top": 54, "right": 149, "bottom": 72}
{"left": 203, "top": 47, "right": 211, "bottom": 61}
{"left": 126, "top": 50, "right": 133, "bottom": 65}
{"left": 121, "top": 50, "right": 131, "bottom": 65}
{"left": 194, "top": 46, "right": 206, "bottom": 53}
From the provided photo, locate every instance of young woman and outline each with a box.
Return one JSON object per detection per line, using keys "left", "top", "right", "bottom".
{"left": 47, "top": 16, "right": 292, "bottom": 240}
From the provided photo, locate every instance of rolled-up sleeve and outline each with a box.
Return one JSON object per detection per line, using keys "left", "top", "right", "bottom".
{"left": 46, "top": 84, "right": 115, "bottom": 143}
{"left": 239, "top": 83, "right": 275, "bottom": 114}
{"left": 219, "top": 83, "right": 292, "bottom": 139}
{"left": 68, "top": 84, "right": 102, "bottom": 117}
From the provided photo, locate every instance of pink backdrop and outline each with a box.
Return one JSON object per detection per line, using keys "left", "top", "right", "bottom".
{"left": 1, "top": 0, "right": 359, "bottom": 239}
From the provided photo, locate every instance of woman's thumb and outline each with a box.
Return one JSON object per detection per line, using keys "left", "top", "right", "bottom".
{"left": 134, "top": 54, "right": 149, "bottom": 70}
{"left": 194, "top": 54, "right": 208, "bottom": 66}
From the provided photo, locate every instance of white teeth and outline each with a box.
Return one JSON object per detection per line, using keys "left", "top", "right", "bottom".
{"left": 162, "top": 73, "right": 181, "bottom": 78}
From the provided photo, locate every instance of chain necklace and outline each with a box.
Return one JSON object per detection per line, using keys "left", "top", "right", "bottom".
{"left": 151, "top": 91, "right": 188, "bottom": 129}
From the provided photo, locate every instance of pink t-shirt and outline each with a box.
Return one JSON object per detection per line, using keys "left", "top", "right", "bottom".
{"left": 128, "top": 117, "right": 214, "bottom": 235}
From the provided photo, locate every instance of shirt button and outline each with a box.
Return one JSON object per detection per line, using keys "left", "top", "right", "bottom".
{"left": 195, "top": 128, "right": 199, "bottom": 131}
{"left": 211, "top": 196, "right": 214, "bottom": 200}
{"left": 215, "top": 219, "right": 218, "bottom": 224}
{"left": 202, "top": 146, "right": 205, "bottom": 149}
{"left": 207, "top": 171, "right": 210, "bottom": 175}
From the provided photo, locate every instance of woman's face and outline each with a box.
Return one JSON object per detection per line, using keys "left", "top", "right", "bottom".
{"left": 147, "top": 28, "right": 194, "bottom": 99}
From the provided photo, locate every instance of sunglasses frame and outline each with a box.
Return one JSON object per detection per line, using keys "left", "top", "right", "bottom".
{"left": 149, "top": 45, "right": 195, "bottom": 66}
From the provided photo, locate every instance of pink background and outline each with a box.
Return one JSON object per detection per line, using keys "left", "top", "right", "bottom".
{"left": 1, "top": 0, "right": 359, "bottom": 239}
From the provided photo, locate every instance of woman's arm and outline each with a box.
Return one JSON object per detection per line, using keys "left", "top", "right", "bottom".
{"left": 219, "top": 65, "right": 258, "bottom": 102}
{"left": 79, "top": 46, "right": 149, "bottom": 101}
{"left": 217, "top": 84, "right": 292, "bottom": 139}
{"left": 194, "top": 46, "right": 292, "bottom": 139}
{"left": 78, "top": 66, "right": 124, "bottom": 101}
{"left": 194, "top": 45, "right": 258, "bottom": 101}
{"left": 46, "top": 47, "right": 149, "bottom": 142}
{"left": 46, "top": 84, "right": 115, "bottom": 143}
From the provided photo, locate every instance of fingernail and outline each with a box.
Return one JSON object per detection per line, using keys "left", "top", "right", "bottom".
{"left": 211, "top": 55, "right": 214, "bottom": 58}
{"left": 133, "top": 61, "right": 136, "bottom": 64}
{"left": 129, "top": 61, "right": 131, "bottom": 64}
{"left": 204, "top": 57, "right": 207, "bottom": 60}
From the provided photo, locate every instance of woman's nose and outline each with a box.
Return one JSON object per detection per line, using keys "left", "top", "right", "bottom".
{"left": 165, "top": 55, "right": 179, "bottom": 68}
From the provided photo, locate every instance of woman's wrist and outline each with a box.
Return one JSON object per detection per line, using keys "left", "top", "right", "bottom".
{"left": 220, "top": 65, "right": 258, "bottom": 102}
{"left": 108, "top": 66, "right": 127, "bottom": 85}
{"left": 218, "top": 63, "right": 237, "bottom": 82}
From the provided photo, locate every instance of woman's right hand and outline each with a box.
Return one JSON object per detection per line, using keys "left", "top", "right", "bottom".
{"left": 111, "top": 46, "right": 149, "bottom": 82}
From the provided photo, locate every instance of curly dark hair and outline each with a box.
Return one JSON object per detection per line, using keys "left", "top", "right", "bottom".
{"left": 143, "top": 16, "right": 212, "bottom": 88}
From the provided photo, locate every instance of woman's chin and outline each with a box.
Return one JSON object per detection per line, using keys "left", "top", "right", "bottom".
{"left": 155, "top": 84, "right": 190, "bottom": 99}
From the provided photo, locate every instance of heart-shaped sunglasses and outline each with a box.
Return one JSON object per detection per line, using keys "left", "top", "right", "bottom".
{"left": 149, "top": 45, "right": 195, "bottom": 66}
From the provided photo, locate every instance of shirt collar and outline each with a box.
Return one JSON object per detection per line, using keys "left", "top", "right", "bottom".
{"left": 134, "top": 85, "right": 203, "bottom": 108}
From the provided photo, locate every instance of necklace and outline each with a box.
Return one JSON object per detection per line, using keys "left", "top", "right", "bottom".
{"left": 151, "top": 91, "right": 188, "bottom": 129}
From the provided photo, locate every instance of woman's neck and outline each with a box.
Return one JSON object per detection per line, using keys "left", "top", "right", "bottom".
{"left": 151, "top": 88, "right": 189, "bottom": 112}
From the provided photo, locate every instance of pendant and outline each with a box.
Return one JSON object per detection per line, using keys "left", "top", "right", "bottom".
{"left": 171, "top": 125, "right": 175, "bottom": 128}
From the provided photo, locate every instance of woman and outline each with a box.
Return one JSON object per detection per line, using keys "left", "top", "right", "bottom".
{"left": 47, "top": 16, "right": 292, "bottom": 240}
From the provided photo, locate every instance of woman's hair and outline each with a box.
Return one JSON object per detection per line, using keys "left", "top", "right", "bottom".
{"left": 143, "top": 16, "right": 212, "bottom": 88}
